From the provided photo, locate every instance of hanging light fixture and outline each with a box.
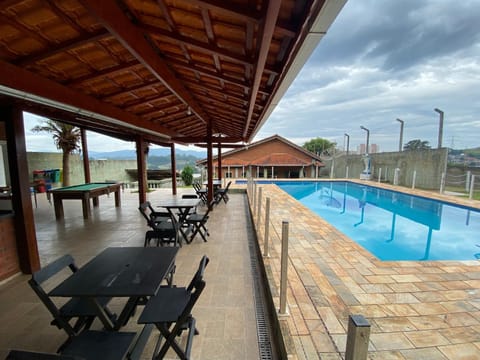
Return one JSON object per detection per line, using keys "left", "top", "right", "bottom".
{"left": 186, "top": 106, "right": 192, "bottom": 116}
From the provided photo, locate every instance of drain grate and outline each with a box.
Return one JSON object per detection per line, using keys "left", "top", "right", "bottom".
{"left": 246, "top": 201, "right": 275, "bottom": 360}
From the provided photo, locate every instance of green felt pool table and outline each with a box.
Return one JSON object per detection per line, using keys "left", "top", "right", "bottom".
{"left": 47, "top": 182, "right": 122, "bottom": 220}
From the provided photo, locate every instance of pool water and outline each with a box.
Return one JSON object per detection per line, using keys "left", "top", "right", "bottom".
{"left": 275, "top": 181, "right": 480, "bottom": 261}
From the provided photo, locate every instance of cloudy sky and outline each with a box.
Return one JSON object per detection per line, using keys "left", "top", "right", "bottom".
{"left": 24, "top": 0, "right": 480, "bottom": 153}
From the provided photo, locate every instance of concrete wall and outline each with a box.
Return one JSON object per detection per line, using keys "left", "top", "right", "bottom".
{"left": 27, "top": 152, "right": 137, "bottom": 186}
{"left": 324, "top": 148, "right": 448, "bottom": 190}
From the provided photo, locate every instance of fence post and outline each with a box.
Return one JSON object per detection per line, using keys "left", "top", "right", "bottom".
{"left": 330, "top": 158, "right": 335, "bottom": 179}
{"left": 393, "top": 168, "right": 399, "bottom": 185}
{"left": 253, "top": 182, "right": 257, "bottom": 214}
{"left": 412, "top": 170, "right": 416, "bottom": 189}
{"left": 385, "top": 168, "right": 388, "bottom": 182}
{"left": 279, "top": 221, "right": 289, "bottom": 315}
{"left": 466, "top": 171, "right": 471, "bottom": 192}
{"left": 440, "top": 172, "right": 445, "bottom": 194}
{"left": 378, "top": 168, "right": 382, "bottom": 183}
{"left": 345, "top": 315, "right": 371, "bottom": 360}
{"left": 469, "top": 175, "right": 476, "bottom": 199}
{"left": 257, "top": 187, "right": 262, "bottom": 225}
{"left": 264, "top": 197, "right": 270, "bottom": 257}
{"left": 345, "top": 166, "right": 349, "bottom": 179}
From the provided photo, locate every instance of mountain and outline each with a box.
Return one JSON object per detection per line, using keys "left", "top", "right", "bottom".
{"left": 88, "top": 148, "right": 206, "bottom": 160}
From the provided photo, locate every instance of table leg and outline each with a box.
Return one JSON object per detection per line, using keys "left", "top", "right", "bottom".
{"left": 53, "top": 196, "right": 64, "bottom": 220}
{"left": 82, "top": 195, "right": 91, "bottom": 219}
{"left": 88, "top": 298, "right": 115, "bottom": 331}
{"left": 115, "top": 297, "right": 140, "bottom": 331}
{"left": 92, "top": 196, "right": 99, "bottom": 207}
{"left": 114, "top": 189, "right": 121, "bottom": 207}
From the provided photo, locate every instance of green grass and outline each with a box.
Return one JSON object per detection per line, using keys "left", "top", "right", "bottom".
{"left": 444, "top": 186, "right": 480, "bottom": 200}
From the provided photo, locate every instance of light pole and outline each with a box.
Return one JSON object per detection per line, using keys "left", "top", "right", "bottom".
{"left": 396, "top": 118, "right": 404, "bottom": 152}
{"left": 434, "top": 108, "right": 444, "bottom": 149}
{"left": 360, "top": 126, "right": 370, "bottom": 154}
{"left": 344, "top": 133, "right": 350, "bottom": 156}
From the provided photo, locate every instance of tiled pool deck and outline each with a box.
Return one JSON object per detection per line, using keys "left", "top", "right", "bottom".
{"left": 252, "top": 180, "right": 480, "bottom": 359}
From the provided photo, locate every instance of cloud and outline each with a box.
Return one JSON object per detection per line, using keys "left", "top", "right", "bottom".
{"left": 258, "top": 0, "right": 480, "bottom": 151}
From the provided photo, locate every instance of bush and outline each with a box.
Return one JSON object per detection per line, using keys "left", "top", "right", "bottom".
{"left": 181, "top": 165, "right": 194, "bottom": 186}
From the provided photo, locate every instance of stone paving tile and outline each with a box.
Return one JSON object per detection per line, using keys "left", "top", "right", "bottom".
{"left": 438, "top": 343, "right": 480, "bottom": 359}
{"left": 254, "top": 181, "right": 480, "bottom": 359}
{"left": 401, "top": 347, "right": 448, "bottom": 359}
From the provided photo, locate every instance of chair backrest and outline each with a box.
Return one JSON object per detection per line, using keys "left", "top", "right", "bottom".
{"left": 138, "top": 202, "right": 153, "bottom": 225}
{"left": 224, "top": 180, "right": 232, "bottom": 191}
{"left": 187, "top": 255, "right": 209, "bottom": 292}
{"left": 28, "top": 255, "right": 79, "bottom": 337}
{"left": 181, "top": 194, "right": 198, "bottom": 199}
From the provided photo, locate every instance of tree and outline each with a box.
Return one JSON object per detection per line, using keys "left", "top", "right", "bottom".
{"left": 31, "top": 120, "right": 81, "bottom": 186}
{"left": 403, "top": 139, "right": 431, "bottom": 151}
{"left": 181, "top": 165, "right": 194, "bottom": 186}
{"left": 303, "top": 137, "right": 336, "bottom": 156}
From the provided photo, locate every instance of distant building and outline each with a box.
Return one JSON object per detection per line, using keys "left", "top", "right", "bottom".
{"left": 197, "top": 134, "right": 325, "bottom": 178}
{"left": 358, "top": 143, "right": 379, "bottom": 154}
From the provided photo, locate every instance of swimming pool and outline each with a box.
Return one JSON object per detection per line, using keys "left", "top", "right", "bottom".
{"left": 266, "top": 180, "right": 480, "bottom": 261}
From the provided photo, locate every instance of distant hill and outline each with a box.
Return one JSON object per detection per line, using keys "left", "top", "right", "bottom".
{"left": 449, "top": 147, "right": 480, "bottom": 159}
{"left": 89, "top": 148, "right": 206, "bottom": 160}
{"left": 88, "top": 148, "right": 206, "bottom": 170}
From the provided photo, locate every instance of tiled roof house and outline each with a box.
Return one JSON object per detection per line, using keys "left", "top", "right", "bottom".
{"left": 197, "top": 135, "right": 324, "bottom": 179}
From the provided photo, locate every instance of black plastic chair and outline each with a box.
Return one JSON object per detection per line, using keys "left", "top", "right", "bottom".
{"left": 6, "top": 323, "right": 154, "bottom": 360}
{"left": 183, "top": 199, "right": 215, "bottom": 243}
{"left": 28, "top": 254, "right": 114, "bottom": 339}
{"left": 214, "top": 180, "right": 232, "bottom": 204}
{"left": 139, "top": 203, "right": 180, "bottom": 248}
{"left": 139, "top": 201, "right": 170, "bottom": 224}
{"left": 138, "top": 256, "right": 209, "bottom": 360}
{"left": 192, "top": 182, "right": 207, "bottom": 205}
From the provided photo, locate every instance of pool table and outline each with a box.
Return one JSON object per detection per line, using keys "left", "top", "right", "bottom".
{"left": 48, "top": 182, "right": 122, "bottom": 220}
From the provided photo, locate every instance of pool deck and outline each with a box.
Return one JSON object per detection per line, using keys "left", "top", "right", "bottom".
{"left": 253, "top": 179, "right": 480, "bottom": 359}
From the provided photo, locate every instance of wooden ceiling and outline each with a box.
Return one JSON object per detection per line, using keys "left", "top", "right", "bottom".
{"left": 0, "top": 0, "right": 345, "bottom": 147}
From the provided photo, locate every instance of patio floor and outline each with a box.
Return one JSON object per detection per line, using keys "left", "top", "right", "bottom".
{"left": 1, "top": 181, "right": 480, "bottom": 360}
{"left": 0, "top": 187, "right": 263, "bottom": 360}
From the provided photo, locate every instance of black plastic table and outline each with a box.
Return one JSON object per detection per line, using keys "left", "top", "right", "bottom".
{"left": 49, "top": 247, "right": 178, "bottom": 330}
{"left": 158, "top": 198, "right": 201, "bottom": 243}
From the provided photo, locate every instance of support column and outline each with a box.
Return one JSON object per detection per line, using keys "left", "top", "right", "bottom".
{"left": 206, "top": 121, "right": 213, "bottom": 203}
{"left": 2, "top": 106, "right": 40, "bottom": 273}
{"left": 170, "top": 143, "right": 177, "bottom": 195}
{"left": 135, "top": 136, "right": 148, "bottom": 204}
{"left": 217, "top": 142, "right": 222, "bottom": 181}
{"left": 80, "top": 128, "right": 91, "bottom": 183}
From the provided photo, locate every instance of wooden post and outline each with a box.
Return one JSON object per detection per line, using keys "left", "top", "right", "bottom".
{"left": 80, "top": 128, "right": 91, "bottom": 184}
{"left": 345, "top": 315, "right": 370, "bottom": 360}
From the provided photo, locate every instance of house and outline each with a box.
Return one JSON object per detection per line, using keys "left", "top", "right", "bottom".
{"left": 197, "top": 135, "right": 324, "bottom": 179}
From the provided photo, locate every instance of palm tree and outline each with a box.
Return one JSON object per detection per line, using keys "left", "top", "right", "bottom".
{"left": 403, "top": 139, "right": 431, "bottom": 151}
{"left": 31, "top": 120, "right": 81, "bottom": 186}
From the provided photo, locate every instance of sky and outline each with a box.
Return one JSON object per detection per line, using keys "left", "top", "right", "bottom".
{"left": 24, "top": 0, "right": 480, "bottom": 154}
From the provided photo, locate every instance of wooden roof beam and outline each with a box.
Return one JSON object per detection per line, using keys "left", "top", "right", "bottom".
{"left": 243, "top": 1, "right": 281, "bottom": 139}
{"left": 0, "top": 60, "right": 176, "bottom": 138}
{"left": 81, "top": 0, "right": 208, "bottom": 124}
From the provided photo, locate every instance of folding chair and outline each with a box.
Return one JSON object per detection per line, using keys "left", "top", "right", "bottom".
{"left": 6, "top": 323, "right": 155, "bottom": 360}
{"left": 183, "top": 199, "right": 216, "bottom": 243}
{"left": 139, "top": 204, "right": 181, "bottom": 248}
{"left": 139, "top": 201, "right": 170, "bottom": 224}
{"left": 192, "top": 182, "right": 207, "bottom": 205}
{"left": 214, "top": 180, "right": 232, "bottom": 204}
{"left": 5, "top": 350, "right": 80, "bottom": 360}
{"left": 138, "top": 256, "right": 209, "bottom": 360}
{"left": 28, "top": 254, "right": 114, "bottom": 339}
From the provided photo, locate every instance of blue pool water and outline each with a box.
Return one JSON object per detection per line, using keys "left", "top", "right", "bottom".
{"left": 257, "top": 180, "right": 480, "bottom": 261}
